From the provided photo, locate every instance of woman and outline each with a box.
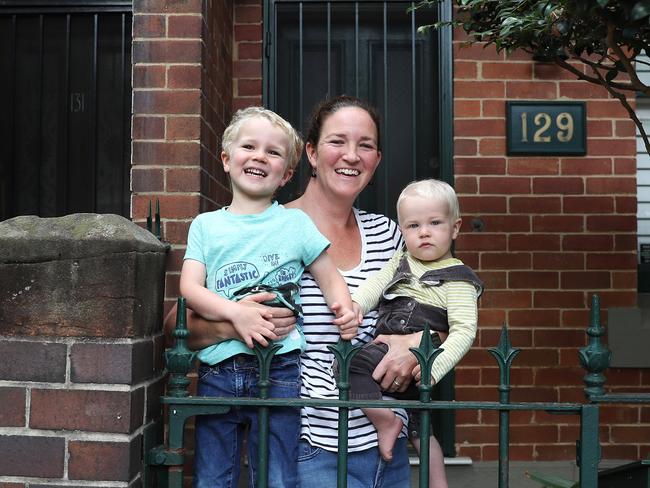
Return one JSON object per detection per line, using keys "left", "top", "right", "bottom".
{"left": 286, "top": 96, "right": 420, "bottom": 487}
{"left": 165, "top": 95, "right": 423, "bottom": 487}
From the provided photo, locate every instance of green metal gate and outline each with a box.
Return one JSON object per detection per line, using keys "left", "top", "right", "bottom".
{"left": 147, "top": 296, "right": 611, "bottom": 488}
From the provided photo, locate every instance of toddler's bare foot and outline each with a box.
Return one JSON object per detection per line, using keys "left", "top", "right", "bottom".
{"left": 376, "top": 416, "right": 403, "bottom": 462}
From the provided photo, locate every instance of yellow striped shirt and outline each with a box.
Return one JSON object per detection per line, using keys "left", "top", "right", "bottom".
{"left": 352, "top": 250, "right": 480, "bottom": 383}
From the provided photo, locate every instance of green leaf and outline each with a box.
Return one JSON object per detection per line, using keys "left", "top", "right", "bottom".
{"left": 596, "top": 0, "right": 609, "bottom": 7}
{"left": 501, "top": 16, "right": 520, "bottom": 26}
{"left": 631, "top": 1, "right": 650, "bottom": 21}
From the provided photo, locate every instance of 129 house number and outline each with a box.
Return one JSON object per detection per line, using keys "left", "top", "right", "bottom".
{"left": 506, "top": 102, "right": 586, "bottom": 155}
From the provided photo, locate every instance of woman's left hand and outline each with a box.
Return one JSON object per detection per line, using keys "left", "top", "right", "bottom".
{"left": 371, "top": 331, "right": 423, "bottom": 393}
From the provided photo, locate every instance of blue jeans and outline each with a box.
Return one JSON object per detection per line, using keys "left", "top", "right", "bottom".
{"left": 194, "top": 352, "right": 301, "bottom": 488}
{"left": 297, "top": 437, "right": 410, "bottom": 488}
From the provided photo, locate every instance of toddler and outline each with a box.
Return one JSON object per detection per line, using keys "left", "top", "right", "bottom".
{"left": 349, "top": 179, "right": 483, "bottom": 476}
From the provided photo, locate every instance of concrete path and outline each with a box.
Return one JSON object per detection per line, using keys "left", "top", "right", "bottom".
{"left": 412, "top": 461, "right": 578, "bottom": 487}
{"left": 411, "top": 459, "right": 629, "bottom": 487}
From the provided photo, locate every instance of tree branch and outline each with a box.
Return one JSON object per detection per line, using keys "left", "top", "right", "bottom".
{"left": 605, "top": 21, "right": 649, "bottom": 93}
{"left": 555, "top": 57, "right": 638, "bottom": 92}
{"left": 590, "top": 63, "right": 650, "bottom": 156}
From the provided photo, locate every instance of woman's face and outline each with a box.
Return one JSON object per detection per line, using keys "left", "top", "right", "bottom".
{"left": 306, "top": 106, "right": 381, "bottom": 199}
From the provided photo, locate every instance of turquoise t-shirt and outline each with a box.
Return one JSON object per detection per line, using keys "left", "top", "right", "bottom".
{"left": 184, "top": 201, "right": 330, "bottom": 365}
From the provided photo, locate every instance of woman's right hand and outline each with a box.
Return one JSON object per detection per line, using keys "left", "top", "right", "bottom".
{"left": 371, "top": 331, "right": 422, "bottom": 393}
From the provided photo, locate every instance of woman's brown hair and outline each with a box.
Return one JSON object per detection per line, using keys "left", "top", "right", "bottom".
{"left": 305, "top": 95, "right": 382, "bottom": 151}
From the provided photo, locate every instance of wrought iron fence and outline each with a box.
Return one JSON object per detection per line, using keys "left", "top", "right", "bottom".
{"left": 147, "top": 296, "right": 621, "bottom": 488}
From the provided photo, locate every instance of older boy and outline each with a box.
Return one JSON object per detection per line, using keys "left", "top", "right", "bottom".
{"left": 180, "top": 107, "right": 357, "bottom": 488}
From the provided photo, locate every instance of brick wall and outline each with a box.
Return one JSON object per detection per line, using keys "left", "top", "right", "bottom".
{"left": 452, "top": 28, "right": 647, "bottom": 461}
{"left": 138, "top": 0, "right": 648, "bottom": 465}
{"left": 133, "top": 0, "right": 259, "bottom": 312}
{"left": 0, "top": 339, "right": 160, "bottom": 482}
{"left": 131, "top": 3, "right": 236, "bottom": 482}
{"left": 131, "top": 0, "right": 234, "bottom": 316}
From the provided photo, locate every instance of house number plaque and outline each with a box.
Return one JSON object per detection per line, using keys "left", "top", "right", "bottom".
{"left": 506, "top": 101, "right": 586, "bottom": 155}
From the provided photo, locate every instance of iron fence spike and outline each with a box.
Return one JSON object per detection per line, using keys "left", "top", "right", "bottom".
{"left": 165, "top": 297, "right": 197, "bottom": 398}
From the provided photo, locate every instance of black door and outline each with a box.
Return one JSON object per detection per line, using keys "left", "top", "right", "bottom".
{"left": 0, "top": 2, "right": 132, "bottom": 220}
{"left": 265, "top": 1, "right": 452, "bottom": 221}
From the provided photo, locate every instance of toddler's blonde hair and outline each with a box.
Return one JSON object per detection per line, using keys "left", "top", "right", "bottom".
{"left": 396, "top": 179, "right": 460, "bottom": 222}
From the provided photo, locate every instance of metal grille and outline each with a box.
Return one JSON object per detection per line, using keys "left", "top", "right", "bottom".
{"left": 0, "top": 2, "right": 132, "bottom": 220}
{"left": 264, "top": 0, "right": 453, "bottom": 220}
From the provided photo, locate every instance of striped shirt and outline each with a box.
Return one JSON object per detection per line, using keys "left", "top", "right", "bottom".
{"left": 298, "top": 208, "right": 406, "bottom": 452}
{"left": 353, "top": 251, "right": 480, "bottom": 384}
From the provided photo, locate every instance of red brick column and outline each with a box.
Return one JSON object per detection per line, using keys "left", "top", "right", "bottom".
{"left": 132, "top": 0, "right": 234, "bottom": 313}
{"left": 129, "top": 3, "right": 237, "bottom": 484}
{"left": 452, "top": 30, "right": 643, "bottom": 461}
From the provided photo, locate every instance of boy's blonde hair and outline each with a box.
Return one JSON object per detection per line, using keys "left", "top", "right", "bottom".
{"left": 221, "top": 107, "right": 304, "bottom": 171}
{"left": 396, "top": 179, "right": 460, "bottom": 222}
